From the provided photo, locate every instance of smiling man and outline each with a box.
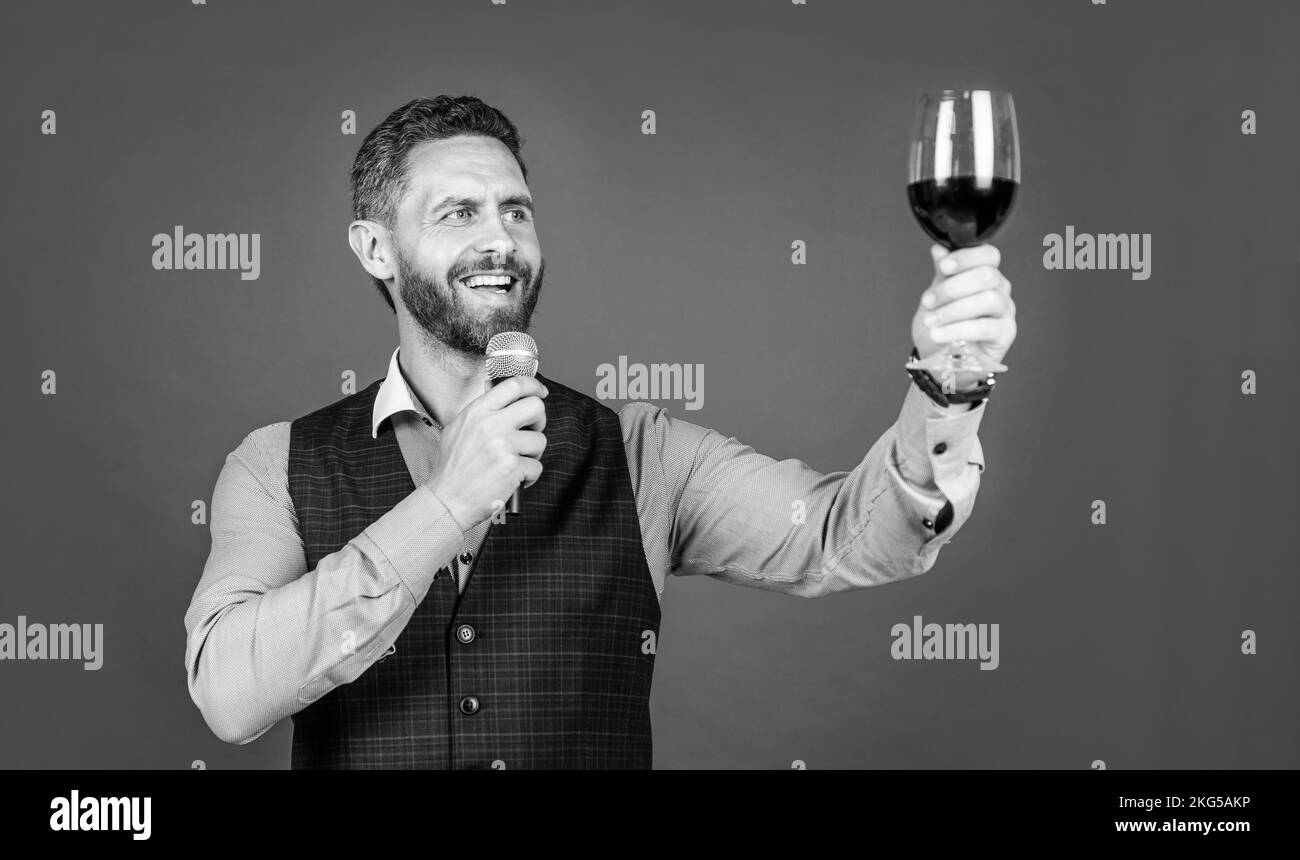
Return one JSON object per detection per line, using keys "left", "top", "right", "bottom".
{"left": 183, "top": 94, "right": 1018, "bottom": 769}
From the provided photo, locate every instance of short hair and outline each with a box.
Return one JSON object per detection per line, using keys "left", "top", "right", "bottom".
{"left": 350, "top": 95, "right": 530, "bottom": 312}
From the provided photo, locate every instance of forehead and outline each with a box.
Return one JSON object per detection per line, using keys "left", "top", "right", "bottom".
{"left": 403, "top": 135, "right": 527, "bottom": 210}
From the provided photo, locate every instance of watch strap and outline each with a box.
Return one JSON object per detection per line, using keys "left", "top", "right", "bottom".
{"left": 906, "top": 347, "right": 995, "bottom": 407}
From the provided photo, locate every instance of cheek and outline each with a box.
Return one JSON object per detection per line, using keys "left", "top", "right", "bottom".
{"left": 421, "top": 252, "right": 460, "bottom": 284}
{"left": 410, "top": 232, "right": 460, "bottom": 270}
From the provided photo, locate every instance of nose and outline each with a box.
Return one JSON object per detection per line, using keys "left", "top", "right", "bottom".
{"left": 473, "top": 211, "right": 518, "bottom": 258}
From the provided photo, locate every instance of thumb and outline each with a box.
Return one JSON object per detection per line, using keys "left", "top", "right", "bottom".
{"left": 929, "top": 243, "right": 947, "bottom": 269}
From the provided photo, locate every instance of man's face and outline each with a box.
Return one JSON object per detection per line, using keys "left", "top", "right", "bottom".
{"left": 390, "top": 135, "right": 544, "bottom": 356}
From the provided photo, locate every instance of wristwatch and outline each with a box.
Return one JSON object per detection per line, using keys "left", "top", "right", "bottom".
{"left": 905, "top": 346, "right": 996, "bottom": 408}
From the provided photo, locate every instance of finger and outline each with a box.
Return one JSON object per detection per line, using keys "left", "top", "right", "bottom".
{"left": 929, "top": 316, "right": 1013, "bottom": 344}
{"left": 479, "top": 375, "right": 549, "bottom": 411}
{"left": 922, "top": 288, "right": 1010, "bottom": 329}
{"left": 936, "top": 243, "right": 1001, "bottom": 276}
{"left": 497, "top": 395, "right": 548, "bottom": 433}
{"left": 508, "top": 429, "right": 547, "bottom": 458}
{"left": 518, "top": 458, "right": 544, "bottom": 489}
{"left": 927, "top": 267, "right": 1005, "bottom": 307}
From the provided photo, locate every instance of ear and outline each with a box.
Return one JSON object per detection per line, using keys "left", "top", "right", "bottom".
{"left": 348, "top": 219, "right": 397, "bottom": 283}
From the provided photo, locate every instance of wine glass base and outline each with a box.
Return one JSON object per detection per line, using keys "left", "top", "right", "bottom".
{"left": 905, "top": 342, "right": 1008, "bottom": 375}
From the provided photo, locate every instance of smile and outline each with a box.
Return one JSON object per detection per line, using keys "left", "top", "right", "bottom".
{"left": 457, "top": 273, "right": 521, "bottom": 294}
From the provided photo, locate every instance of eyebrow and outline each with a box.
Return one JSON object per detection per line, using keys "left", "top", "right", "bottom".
{"left": 428, "top": 194, "right": 534, "bottom": 215}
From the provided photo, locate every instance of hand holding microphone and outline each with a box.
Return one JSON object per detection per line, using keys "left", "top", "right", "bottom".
{"left": 424, "top": 332, "right": 545, "bottom": 531}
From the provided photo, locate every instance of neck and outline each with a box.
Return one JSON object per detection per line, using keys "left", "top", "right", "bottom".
{"left": 397, "top": 323, "right": 490, "bottom": 427}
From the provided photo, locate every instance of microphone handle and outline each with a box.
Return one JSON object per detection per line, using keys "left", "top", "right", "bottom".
{"left": 488, "top": 373, "right": 533, "bottom": 516}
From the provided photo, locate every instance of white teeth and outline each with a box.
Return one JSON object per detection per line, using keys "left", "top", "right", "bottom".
{"left": 462, "top": 274, "right": 513, "bottom": 287}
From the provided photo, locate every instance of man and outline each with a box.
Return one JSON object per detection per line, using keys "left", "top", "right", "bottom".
{"left": 184, "top": 94, "right": 1017, "bottom": 769}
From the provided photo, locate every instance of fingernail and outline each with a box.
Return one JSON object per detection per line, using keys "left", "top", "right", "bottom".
{"left": 921, "top": 292, "right": 936, "bottom": 308}
{"left": 922, "top": 313, "right": 938, "bottom": 326}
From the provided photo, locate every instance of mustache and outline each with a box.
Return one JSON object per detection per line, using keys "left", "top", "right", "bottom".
{"left": 451, "top": 262, "right": 530, "bottom": 281}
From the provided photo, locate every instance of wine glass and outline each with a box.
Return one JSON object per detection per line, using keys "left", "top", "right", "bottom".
{"left": 904, "top": 89, "right": 1019, "bottom": 377}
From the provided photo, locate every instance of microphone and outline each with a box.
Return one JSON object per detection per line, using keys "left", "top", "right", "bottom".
{"left": 485, "top": 331, "right": 540, "bottom": 516}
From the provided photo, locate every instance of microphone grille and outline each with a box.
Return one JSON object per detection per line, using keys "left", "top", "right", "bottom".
{"left": 485, "top": 331, "right": 539, "bottom": 380}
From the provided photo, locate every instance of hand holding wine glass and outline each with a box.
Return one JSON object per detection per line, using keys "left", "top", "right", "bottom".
{"left": 905, "top": 89, "right": 1021, "bottom": 381}
{"left": 910, "top": 241, "right": 1016, "bottom": 389}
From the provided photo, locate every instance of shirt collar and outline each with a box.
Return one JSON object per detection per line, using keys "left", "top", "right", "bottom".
{"left": 371, "top": 346, "right": 434, "bottom": 439}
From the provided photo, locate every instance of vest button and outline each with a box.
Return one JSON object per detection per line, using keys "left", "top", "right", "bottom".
{"left": 459, "top": 550, "right": 473, "bottom": 565}
{"left": 456, "top": 624, "right": 476, "bottom": 644}
{"left": 459, "top": 695, "right": 480, "bottom": 715}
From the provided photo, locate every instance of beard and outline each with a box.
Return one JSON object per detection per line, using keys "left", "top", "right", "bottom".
{"left": 394, "top": 246, "right": 544, "bottom": 356}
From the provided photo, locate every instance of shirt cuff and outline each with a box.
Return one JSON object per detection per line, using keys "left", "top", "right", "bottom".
{"left": 889, "top": 382, "right": 986, "bottom": 552}
{"left": 893, "top": 381, "right": 986, "bottom": 491}
{"left": 351, "top": 484, "right": 466, "bottom": 604}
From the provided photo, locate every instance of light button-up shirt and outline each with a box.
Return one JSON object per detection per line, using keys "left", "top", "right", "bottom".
{"left": 184, "top": 346, "right": 987, "bottom": 744}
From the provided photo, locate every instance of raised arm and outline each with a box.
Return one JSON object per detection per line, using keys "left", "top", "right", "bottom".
{"left": 622, "top": 380, "right": 986, "bottom": 599}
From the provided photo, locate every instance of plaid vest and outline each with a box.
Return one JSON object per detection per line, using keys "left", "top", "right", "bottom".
{"left": 286, "top": 373, "right": 660, "bottom": 769}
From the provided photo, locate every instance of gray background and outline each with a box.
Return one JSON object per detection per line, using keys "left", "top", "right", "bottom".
{"left": 1, "top": 0, "right": 1296, "bottom": 769}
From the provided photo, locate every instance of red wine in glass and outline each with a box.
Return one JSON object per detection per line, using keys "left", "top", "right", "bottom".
{"left": 908, "top": 176, "right": 1018, "bottom": 250}
{"left": 905, "top": 90, "right": 1020, "bottom": 377}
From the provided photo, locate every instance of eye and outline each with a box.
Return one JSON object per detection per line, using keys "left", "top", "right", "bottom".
{"left": 506, "top": 208, "right": 530, "bottom": 222}
{"left": 446, "top": 208, "right": 471, "bottom": 221}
